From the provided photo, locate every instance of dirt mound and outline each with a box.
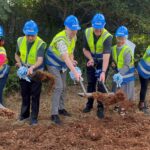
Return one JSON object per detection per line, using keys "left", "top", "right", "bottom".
{"left": 0, "top": 114, "right": 150, "bottom": 150}
{"left": 0, "top": 85, "right": 149, "bottom": 150}
{"left": 0, "top": 108, "right": 16, "bottom": 119}
{"left": 92, "top": 90, "right": 134, "bottom": 110}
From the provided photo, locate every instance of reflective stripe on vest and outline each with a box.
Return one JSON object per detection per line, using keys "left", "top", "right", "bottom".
{"left": 122, "top": 67, "right": 135, "bottom": 84}
{"left": 0, "top": 64, "right": 9, "bottom": 78}
{"left": 17, "top": 36, "right": 46, "bottom": 66}
{"left": 137, "top": 59, "right": 150, "bottom": 79}
{"left": 85, "top": 27, "right": 112, "bottom": 57}
{"left": 46, "top": 30, "right": 76, "bottom": 69}
{"left": 45, "top": 47, "right": 67, "bottom": 70}
{"left": 137, "top": 46, "right": 150, "bottom": 79}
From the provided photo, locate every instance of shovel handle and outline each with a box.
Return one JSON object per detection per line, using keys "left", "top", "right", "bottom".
{"left": 79, "top": 78, "right": 87, "bottom": 95}
{"left": 98, "top": 81, "right": 109, "bottom": 94}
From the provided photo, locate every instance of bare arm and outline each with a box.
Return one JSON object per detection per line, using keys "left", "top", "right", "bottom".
{"left": 102, "top": 53, "right": 110, "bottom": 72}
{"left": 62, "top": 53, "right": 80, "bottom": 81}
{"left": 99, "top": 36, "right": 112, "bottom": 82}
{"left": 15, "top": 53, "right": 22, "bottom": 67}
{"left": 83, "top": 48, "right": 94, "bottom": 66}
{"left": 69, "top": 53, "right": 78, "bottom": 66}
{"left": 99, "top": 54, "right": 110, "bottom": 83}
{"left": 27, "top": 57, "right": 43, "bottom": 75}
{"left": 83, "top": 48, "right": 93, "bottom": 60}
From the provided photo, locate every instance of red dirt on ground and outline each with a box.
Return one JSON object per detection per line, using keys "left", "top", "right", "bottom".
{"left": 0, "top": 85, "right": 150, "bottom": 150}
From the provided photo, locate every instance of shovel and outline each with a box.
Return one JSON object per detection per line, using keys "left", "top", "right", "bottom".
{"left": 78, "top": 77, "right": 93, "bottom": 97}
{"left": 78, "top": 81, "right": 114, "bottom": 97}
{"left": 100, "top": 81, "right": 114, "bottom": 95}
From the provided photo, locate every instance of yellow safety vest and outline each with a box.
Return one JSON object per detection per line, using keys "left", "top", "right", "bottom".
{"left": 137, "top": 45, "right": 150, "bottom": 79}
{"left": 45, "top": 30, "right": 77, "bottom": 70}
{"left": 143, "top": 45, "right": 150, "bottom": 62}
{"left": 112, "top": 45, "right": 134, "bottom": 69}
{"left": 17, "top": 36, "right": 46, "bottom": 66}
{"left": 85, "top": 27, "right": 112, "bottom": 54}
{"left": 50, "top": 30, "right": 76, "bottom": 57}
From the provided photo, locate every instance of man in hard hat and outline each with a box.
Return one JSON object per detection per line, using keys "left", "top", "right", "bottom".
{"left": 15, "top": 20, "right": 46, "bottom": 125}
{"left": 0, "top": 25, "right": 9, "bottom": 106}
{"left": 45, "top": 15, "right": 81, "bottom": 125}
{"left": 82, "top": 13, "right": 112, "bottom": 119}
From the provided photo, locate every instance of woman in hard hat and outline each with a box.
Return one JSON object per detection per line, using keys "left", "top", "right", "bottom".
{"left": 137, "top": 46, "right": 150, "bottom": 114}
{"left": 112, "top": 26, "right": 135, "bottom": 100}
{"left": 111, "top": 26, "right": 135, "bottom": 115}
{"left": 45, "top": 15, "right": 81, "bottom": 125}
{"left": 0, "top": 25, "right": 9, "bottom": 106}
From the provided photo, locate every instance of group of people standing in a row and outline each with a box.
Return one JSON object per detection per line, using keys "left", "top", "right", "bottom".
{"left": 0, "top": 13, "right": 149, "bottom": 125}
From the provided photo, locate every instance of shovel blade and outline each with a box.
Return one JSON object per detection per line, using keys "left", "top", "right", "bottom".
{"left": 78, "top": 92, "right": 93, "bottom": 97}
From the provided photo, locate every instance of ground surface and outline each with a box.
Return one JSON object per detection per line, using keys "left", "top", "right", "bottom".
{"left": 0, "top": 83, "right": 150, "bottom": 150}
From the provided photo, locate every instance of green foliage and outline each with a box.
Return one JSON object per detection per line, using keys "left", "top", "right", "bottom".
{"left": 1, "top": 0, "right": 150, "bottom": 89}
{"left": 131, "top": 34, "right": 150, "bottom": 65}
{"left": 0, "top": 0, "right": 11, "bottom": 22}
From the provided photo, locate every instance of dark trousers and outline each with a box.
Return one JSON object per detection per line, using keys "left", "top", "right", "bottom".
{"left": 20, "top": 79, "right": 42, "bottom": 120}
{"left": 86, "top": 65, "right": 108, "bottom": 109}
{"left": 139, "top": 75, "right": 150, "bottom": 103}
{"left": 0, "top": 74, "right": 8, "bottom": 104}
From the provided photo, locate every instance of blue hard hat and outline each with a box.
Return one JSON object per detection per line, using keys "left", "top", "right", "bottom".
{"left": 115, "top": 26, "right": 128, "bottom": 37}
{"left": 23, "top": 20, "right": 38, "bottom": 35}
{"left": 92, "top": 13, "right": 106, "bottom": 29}
{"left": 64, "top": 15, "right": 81, "bottom": 31}
{"left": 0, "top": 26, "right": 4, "bottom": 37}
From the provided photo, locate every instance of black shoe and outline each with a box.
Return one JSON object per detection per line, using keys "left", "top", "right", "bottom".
{"left": 30, "top": 119, "right": 38, "bottom": 126}
{"left": 59, "top": 109, "right": 71, "bottom": 117}
{"left": 97, "top": 106, "right": 104, "bottom": 119}
{"left": 51, "top": 115, "right": 62, "bottom": 125}
{"left": 82, "top": 106, "right": 92, "bottom": 113}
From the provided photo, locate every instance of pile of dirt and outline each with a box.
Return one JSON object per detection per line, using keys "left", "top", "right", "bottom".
{"left": 0, "top": 108, "right": 16, "bottom": 119}
{"left": 92, "top": 90, "right": 134, "bottom": 110}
